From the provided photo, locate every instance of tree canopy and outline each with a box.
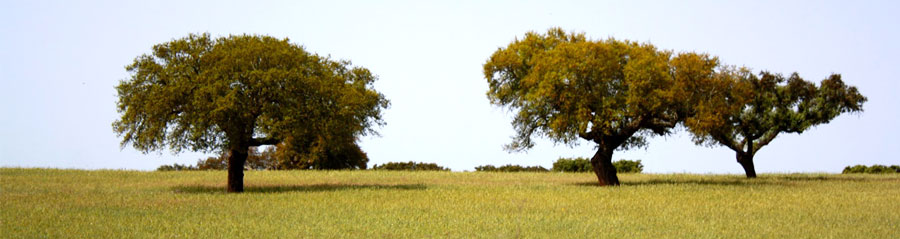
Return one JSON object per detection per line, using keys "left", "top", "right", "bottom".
{"left": 484, "top": 28, "right": 715, "bottom": 185}
{"left": 684, "top": 68, "right": 866, "bottom": 177}
{"left": 114, "top": 33, "right": 388, "bottom": 192}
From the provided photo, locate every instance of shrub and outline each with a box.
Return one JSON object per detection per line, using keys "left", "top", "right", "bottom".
{"left": 842, "top": 164, "right": 900, "bottom": 174}
{"left": 842, "top": 165, "right": 867, "bottom": 174}
{"left": 866, "top": 165, "right": 896, "bottom": 174}
{"left": 613, "top": 159, "right": 644, "bottom": 173}
{"left": 475, "top": 164, "right": 549, "bottom": 172}
{"left": 371, "top": 161, "right": 450, "bottom": 171}
{"left": 272, "top": 139, "right": 368, "bottom": 170}
{"left": 156, "top": 163, "right": 197, "bottom": 171}
{"left": 552, "top": 157, "right": 593, "bottom": 173}
{"left": 552, "top": 157, "right": 643, "bottom": 173}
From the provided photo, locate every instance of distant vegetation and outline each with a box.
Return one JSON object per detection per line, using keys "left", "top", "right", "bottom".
{"left": 157, "top": 146, "right": 366, "bottom": 171}
{"left": 371, "top": 161, "right": 450, "bottom": 171}
{"left": 552, "top": 158, "right": 593, "bottom": 173}
{"left": 612, "top": 160, "right": 644, "bottom": 173}
{"left": 553, "top": 158, "right": 644, "bottom": 173}
{"left": 156, "top": 163, "right": 197, "bottom": 171}
{"left": 474, "top": 164, "right": 549, "bottom": 172}
{"left": 842, "top": 164, "right": 900, "bottom": 174}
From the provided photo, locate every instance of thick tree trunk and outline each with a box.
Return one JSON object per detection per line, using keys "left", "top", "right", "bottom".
{"left": 736, "top": 152, "right": 757, "bottom": 178}
{"left": 590, "top": 146, "right": 620, "bottom": 186}
{"left": 227, "top": 147, "right": 249, "bottom": 193}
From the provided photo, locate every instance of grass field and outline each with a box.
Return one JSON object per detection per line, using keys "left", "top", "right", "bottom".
{"left": 2, "top": 168, "right": 898, "bottom": 238}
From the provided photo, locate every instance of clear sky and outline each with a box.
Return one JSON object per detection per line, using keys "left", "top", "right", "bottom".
{"left": 1, "top": 0, "right": 898, "bottom": 173}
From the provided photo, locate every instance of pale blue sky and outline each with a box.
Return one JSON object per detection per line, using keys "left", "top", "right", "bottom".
{"left": 1, "top": 0, "right": 898, "bottom": 172}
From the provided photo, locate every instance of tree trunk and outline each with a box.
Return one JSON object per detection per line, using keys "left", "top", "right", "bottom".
{"left": 736, "top": 152, "right": 757, "bottom": 178}
{"left": 227, "top": 147, "right": 249, "bottom": 193}
{"left": 590, "top": 146, "right": 620, "bottom": 186}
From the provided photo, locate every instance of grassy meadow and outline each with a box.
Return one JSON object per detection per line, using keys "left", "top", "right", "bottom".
{"left": 2, "top": 168, "right": 898, "bottom": 238}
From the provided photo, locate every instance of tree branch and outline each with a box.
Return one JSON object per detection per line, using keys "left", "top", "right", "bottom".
{"left": 711, "top": 132, "right": 742, "bottom": 153}
{"left": 249, "top": 137, "right": 280, "bottom": 146}
{"left": 753, "top": 130, "right": 780, "bottom": 154}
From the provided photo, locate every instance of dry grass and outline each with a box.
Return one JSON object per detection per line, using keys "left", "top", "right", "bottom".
{"left": 2, "top": 168, "right": 898, "bottom": 238}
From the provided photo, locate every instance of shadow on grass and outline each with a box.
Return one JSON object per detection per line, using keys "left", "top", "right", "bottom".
{"left": 570, "top": 174, "right": 898, "bottom": 187}
{"left": 770, "top": 174, "right": 899, "bottom": 182}
{"left": 569, "top": 179, "right": 768, "bottom": 187}
{"left": 173, "top": 183, "right": 427, "bottom": 194}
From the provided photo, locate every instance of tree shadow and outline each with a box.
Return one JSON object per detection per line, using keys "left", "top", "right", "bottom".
{"left": 622, "top": 179, "right": 769, "bottom": 186}
{"left": 770, "top": 174, "right": 899, "bottom": 182}
{"left": 568, "top": 179, "right": 768, "bottom": 187}
{"left": 172, "top": 183, "right": 427, "bottom": 194}
{"left": 570, "top": 174, "right": 899, "bottom": 187}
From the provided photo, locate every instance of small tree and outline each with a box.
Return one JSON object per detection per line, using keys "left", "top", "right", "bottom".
{"left": 684, "top": 68, "right": 865, "bottom": 177}
{"left": 484, "top": 28, "right": 714, "bottom": 185}
{"left": 114, "top": 34, "right": 388, "bottom": 192}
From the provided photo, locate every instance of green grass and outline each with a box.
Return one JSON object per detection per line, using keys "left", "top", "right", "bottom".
{"left": 2, "top": 168, "right": 899, "bottom": 238}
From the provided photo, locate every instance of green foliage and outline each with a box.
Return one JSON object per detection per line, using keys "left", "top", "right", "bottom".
{"left": 484, "top": 28, "right": 723, "bottom": 185}
{"left": 484, "top": 28, "right": 696, "bottom": 151}
{"left": 842, "top": 164, "right": 900, "bottom": 174}
{"left": 552, "top": 157, "right": 593, "bottom": 173}
{"left": 371, "top": 161, "right": 449, "bottom": 171}
{"left": 272, "top": 137, "right": 369, "bottom": 170}
{"left": 114, "top": 33, "right": 388, "bottom": 166}
{"left": 612, "top": 159, "right": 644, "bottom": 173}
{"left": 156, "top": 163, "right": 197, "bottom": 171}
{"left": 552, "top": 158, "right": 643, "bottom": 173}
{"left": 474, "top": 164, "right": 549, "bottom": 172}
{"left": 842, "top": 165, "right": 868, "bottom": 174}
{"left": 683, "top": 67, "right": 866, "bottom": 162}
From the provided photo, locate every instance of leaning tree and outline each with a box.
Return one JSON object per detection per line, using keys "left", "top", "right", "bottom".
{"left": 114, "top": 34, "right": 388, "bottom": 192}
{"left": 683, "top": 67, "right": 866, "bottom": 177}
{"left": 484, "top": 28, "right": 715, "bottom": 185}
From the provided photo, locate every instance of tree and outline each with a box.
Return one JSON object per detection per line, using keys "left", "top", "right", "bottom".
{"left": 114, "top": 34, "right": 388, "bottom": 192}
{"left": 271, "top": 135, "right": 369, "bottom": 170}
{"left": 484, "top": 28, "right": 712, "bottom": 185}
{"left": 684, "top": 68, "right": 866, "bottom": 177}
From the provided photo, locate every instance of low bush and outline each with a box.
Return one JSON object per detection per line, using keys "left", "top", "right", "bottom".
{"left": 613, "top": 159, "right": 644, "bottom": 173}
{"left": 552, "top": 157, "right": 593, "bottom": 173}
{"left": 842, "top": 164, "right": 900, "bottom": 174}
{"left": 156, "top": 163, "right": 197, "bottom": 171}
{"left": 475, "top": 164, "right": 549, "bottom": 172}
{"left": 552, "top": 157, "right": 643, "bottom": 173}
{"left": 371, "top": 161, "right": 450, "bottom": 171}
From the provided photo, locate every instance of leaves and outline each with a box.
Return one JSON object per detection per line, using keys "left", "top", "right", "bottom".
{"left": 685, "top": 69, "right": 867, "bottom": 155}
{"left": 485, "top": 28, "right": 701, "bottom": 151}
{"left": 114, "top": 34, "right": 388, "bottom": 156}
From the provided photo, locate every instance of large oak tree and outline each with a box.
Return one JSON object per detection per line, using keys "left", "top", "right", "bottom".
{"left": 114, "top": 34, "right": 388, "bottom": 192}
{"left": 684, "top": 68, "right": 866, "bottom": 177}
{"left": 484, "top": 28, "right": 715, "bottom": 185}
